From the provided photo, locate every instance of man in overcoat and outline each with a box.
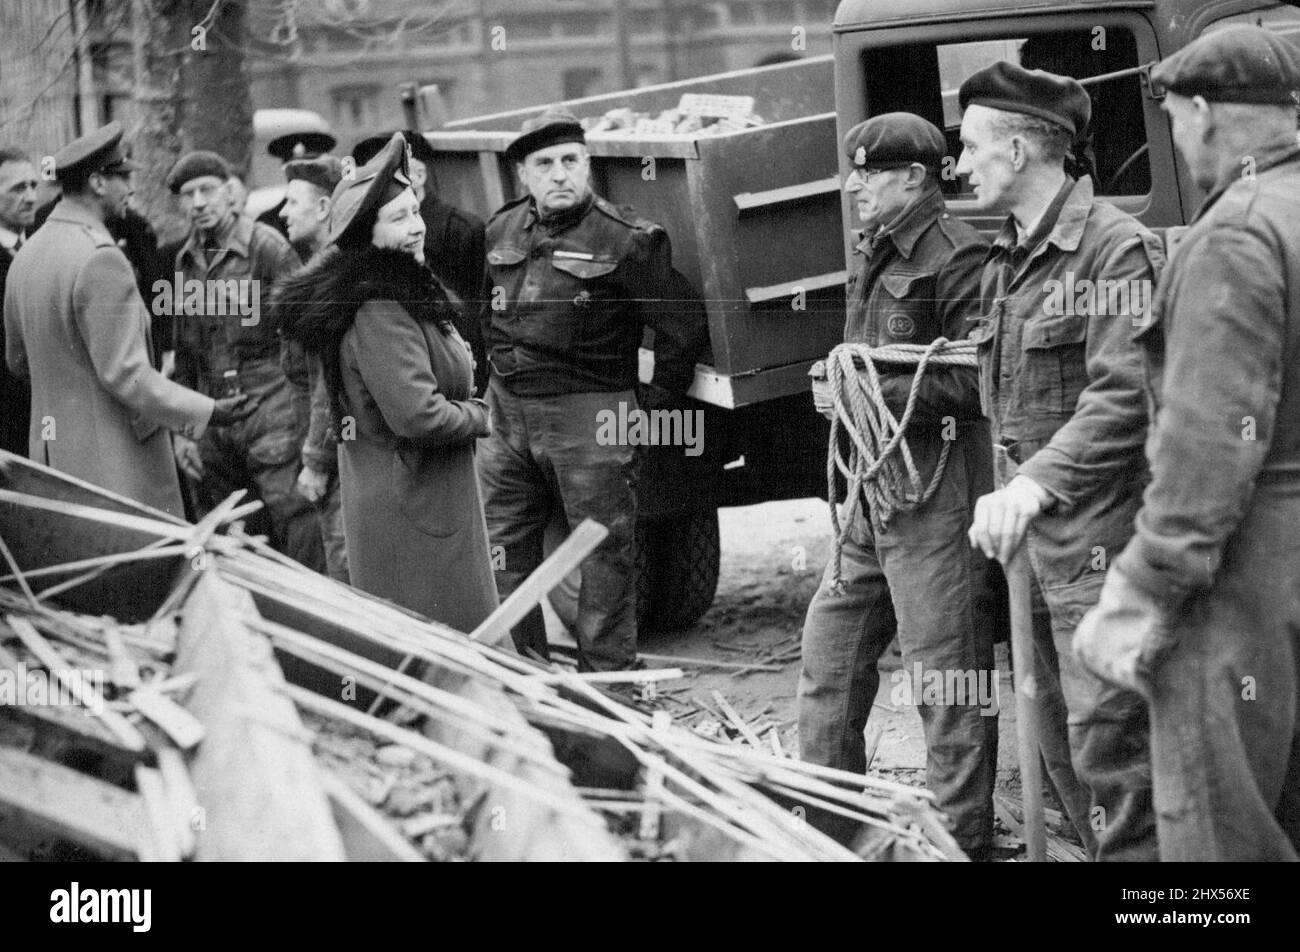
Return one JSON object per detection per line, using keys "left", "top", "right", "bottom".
{"left": 3, "top": 124, "right": 247, "bottom": 515}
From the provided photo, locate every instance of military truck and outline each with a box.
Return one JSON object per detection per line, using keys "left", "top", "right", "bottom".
{"left": 410, "top": 0, "right": 1299, "bottom": 630}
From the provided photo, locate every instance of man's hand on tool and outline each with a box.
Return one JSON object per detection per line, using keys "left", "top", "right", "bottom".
{"left": 968, "top": 474, "right": 1054, "bottom": 564}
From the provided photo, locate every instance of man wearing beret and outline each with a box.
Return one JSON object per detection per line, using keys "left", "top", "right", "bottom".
{"left": 3, "top": 123, "right": 250, "bottom": 515}
{"left": 478, "top": 109, "right": 708, "bottom": 671}
{"left": 167, "top": 150, "right": 324, "bottom": 570}
{"left": 957, "top": 62, "right": 1164, "bottom": 860}
{"left": 797, "top": 113, "right": 998, "bottom": 858}
{"left": 1075, "top": 24, "right": 1300, "bottom": 861}
{"left": 354, "top": 130, "right": 488, "bottom": 392}
{"left": 273, "top": 155, "right": 349, "bottom": 582}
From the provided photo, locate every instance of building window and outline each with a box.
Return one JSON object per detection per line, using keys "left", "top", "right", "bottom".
{"left": 331, "top": 84, "right": 381, "bottom": 128}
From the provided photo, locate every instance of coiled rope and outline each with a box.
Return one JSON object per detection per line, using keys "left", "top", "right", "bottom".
{"left": 825, "top": 337, "right": 979, "bottom": 590}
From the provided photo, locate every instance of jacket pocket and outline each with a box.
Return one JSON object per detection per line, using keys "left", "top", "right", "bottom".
{"left": 875, "top": 269, "right": 938, "bottom": 343}
{"left": 393, "top": 445, "right": 468, "bottom": 538}
{"left": 1022, "top": 313, "right": 1089, "bottom": 415}
{"left": 487, "top": 246, "right": 527, "bottom": 267}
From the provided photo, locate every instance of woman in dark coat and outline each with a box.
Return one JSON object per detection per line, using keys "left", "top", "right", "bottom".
{"left": 280, "top": 134, "right": 500, "bottom": 636}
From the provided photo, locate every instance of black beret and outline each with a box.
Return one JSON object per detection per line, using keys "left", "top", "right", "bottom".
{"left": 284, "top": 155, "right": 344, "bottom": 195}
{"left": 328, "top": 132, "right": 412, "bottom": 248}
{"left": 166, "top": 150, "right": 232, "bottom": 194}
{"left": 53, "top": 121, "right": 140, "bottom": 182}
{"left": 1152, "top": 24, "right": 1300, "bottom": 104}
{"left": 844, "top": 112, "right": 946, "bottom": 169}
{"left": 352, "top": 130, "right": 439, "bottom": 168}
{"left": 959, "top": 61, "right": 1091, "bottom": 136}
{"left": 506, "top": 108, "right": 586, "bottom": 164}
{"left": 267, "top": 131, "right": 337, "bottom": 162}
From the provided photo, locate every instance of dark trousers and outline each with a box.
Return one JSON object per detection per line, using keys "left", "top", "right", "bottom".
{"left": 797, "top": 429, "right": 999, "bottom": 858}
{"left": 478, "top": 380, "right": 638, "bottom": 671}
{"left": 1148, "top": 499, "right": 1300, "bottom": 861}
{"left": 195, "top": 369, "right": 324, "bottom": 572}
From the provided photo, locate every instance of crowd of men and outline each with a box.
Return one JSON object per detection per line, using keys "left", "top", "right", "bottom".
{"left": 1, "top": 22, "right": 1298, "bottom": 862}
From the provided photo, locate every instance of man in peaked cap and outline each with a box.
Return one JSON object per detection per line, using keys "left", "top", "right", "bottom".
{"left": 795, "top": 113, "right": 999, "bottom": 858}
{"left": 3, "top": 123, "right": 250, "bottom": 515}
{"left": 477, "top": 108, "right": 708, "bottom": 671}
{"left": 354, "top": 130, "right": 488, "bottom": 391}
{"left": 956, "top": 61, "right": 1164, "bottom": 860}
{"left": 166, "top": 148, "right": 324, "bottom": 571}
{"left": 1075, "top": 25, "right": 1300, "bottom": 860}
{"left": 256, "top": 125, "right": 338, "bottom": 240}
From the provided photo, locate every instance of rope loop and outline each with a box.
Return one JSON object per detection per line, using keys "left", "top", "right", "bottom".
{"left": 824, "top": 338, "right": 979, "bottom": 588}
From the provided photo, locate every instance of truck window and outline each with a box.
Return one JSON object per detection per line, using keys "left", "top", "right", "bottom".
{"left": 862, "top": 28, "right": 1152, "bottom": 197}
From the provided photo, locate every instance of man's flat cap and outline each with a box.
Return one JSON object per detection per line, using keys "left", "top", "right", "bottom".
{"left": 328, "top": 132, "right": 411, "bottom": 248}
{"left": 352, "top": 130, "right": 439, "bottom": 168}
{"left": 267, "top": 131, "right": 337, "bottom": 162}
{"left": 959, "top": 61, "right": 1091, "bottom": 135}
{"left": 285, "top": 155, "right": 344, "bottom": 195}
{"left": 844, "top": 113, "right": 946, "bottom": 169}
{"left": 53, "top": 121, "right": 140, "bottom": 181}
{"left": 166, "top": 151, "right": 232, "bottom": 194}
{"left": 1152, "top": 24, "right": 1300, "bottom": 104}
{"left": 506, "top": 108, "right": 586, "bottom": 163}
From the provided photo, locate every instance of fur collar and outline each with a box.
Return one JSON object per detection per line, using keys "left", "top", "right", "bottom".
{"left": 277, "top": 244, "right": 456, "bottom": 353}
{"left": 274, "top": 244, "right": 458, "bottom": 430}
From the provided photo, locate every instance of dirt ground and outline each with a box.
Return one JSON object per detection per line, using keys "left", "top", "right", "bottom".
{"left": 544, "top": 497, "right": 1087, "bottom": 857}
{"left": 639, "top": 498, "right": 1022, "bottom": 788}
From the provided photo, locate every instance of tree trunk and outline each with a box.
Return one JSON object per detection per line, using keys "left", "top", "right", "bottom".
{"left": 131, "top": 0, "right": 252, "bottom": 246}
{"left": 181, "top": 0, "right": 252, "bottom": 178}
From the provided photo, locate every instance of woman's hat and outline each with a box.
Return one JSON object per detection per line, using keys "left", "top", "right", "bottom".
{"left": 327, "top": 132, "right": 412, "bottom": 248}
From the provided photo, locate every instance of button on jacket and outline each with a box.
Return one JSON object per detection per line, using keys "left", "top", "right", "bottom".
{"left": 483, "top": 193, "right": 705, "bottom": 397}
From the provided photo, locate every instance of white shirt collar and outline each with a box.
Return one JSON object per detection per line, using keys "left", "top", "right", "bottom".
{"left": 0, "top": 225, "right": 24, "bottom": 252}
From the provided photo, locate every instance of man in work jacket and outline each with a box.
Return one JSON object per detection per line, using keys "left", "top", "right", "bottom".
{"left": 797, "top": 113, "right": 998, "bottom": 859}
{"left": 958, "top": 61, "right": 1164, "bottom": 860}
{"left": 1076, "top": 24, "right": 1300, "bottom": 861}
{"left": 479, "top": 109, "right": 708, "bottom": 672}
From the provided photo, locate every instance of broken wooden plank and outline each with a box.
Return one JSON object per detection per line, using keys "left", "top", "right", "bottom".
{"left": 322, "top": 773, "right": 425, "bottom": 863}
{"left": 128, "top": 687, "right": 205, "bottom": 750}
{"left": 0, "top": 746, "right": 153, "bottom": 860}
{"left": 171, "top": 570, "right": 346, "bottom": 861}
{"left": 711, "top": 690, "right": 764, "bottom": 749}
{"left": 156, "top": 748, "right": 198, "bottom": 859}
{"left": 132, "top": 765, "right": 181, "bottom": 862}
{"left": 6, "top": 614, "right": 146, "bottom": 751}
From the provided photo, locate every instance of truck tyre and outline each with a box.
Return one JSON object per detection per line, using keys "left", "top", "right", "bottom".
{"left": 636, "top": 509, "right": 721, "bottom": 632}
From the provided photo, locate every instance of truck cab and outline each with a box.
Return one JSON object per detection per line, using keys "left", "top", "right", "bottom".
{"left": 833, "top": 0, "right": 1300, "bottom": 247}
